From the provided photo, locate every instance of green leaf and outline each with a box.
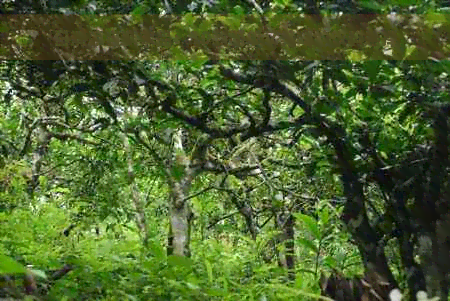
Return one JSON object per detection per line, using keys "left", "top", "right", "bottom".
{"left": 197, "top": 18, "right": 213, "bottom": 33}
{"left": 389, "top": 0, "right": 416, "bottom": 6}
{"left": 131, "top": 4, "right": 146, "bottom": 15}
{"left": 364, "top": 61, "right": 382, "bottom": 81}
{"left": 186, "top": 281, "right": 200, "bottom": 290}
{"left": 206, "top": 287, "right": 226, "bottom": 296}
{"left": 358, "top": 0, "right": 383, "bottom": 11}
{"left": 0, "top": 255, "right": 27, "bottom": 274}
{"left": 346, "top": 50, "right": 367, "bottom": 62}
{"left": 171, "top": 165, "right": 185, "bottom": 181}
{"left": 169, "top": 45, "right": 189, "bottom": 60}
{"left": 182, "top": 13, "right": 198, "bottom": 27}
{"left": 322, "top": 256, "right": 338, "bottom": 269}
{"left": 232, "top": 5, "right": 245, "bottom": 15}
{"left": 425, "top": 12, "right": 447, "bottom": 26}
{"left": 219, "top": 277, "right": 229, "bottom": 292}
{"left": 15, "top": 35, "right": 33, "bottom": 47}
{"left": 167, "top": 255, "right": 194, "bottom": 268}
{"left": 319, "top": 207, "right": 330, "bottom": 225}
{"left": 51, "top": 187, "right": 70, "bottom": 194}
{"left": 273, "top": 0, "right": 293, "bottom": 7}
{"left": 296, "top": 238, "right": 318, "bottom": 252}
{"left": 295, "top": 213, "right": 321, "bottom": 239}
{"left": 148, "top": 241, "right": 165, "bottom": 260}
{"left": 130, "top": 5, "right": 146, "bottom": 23}
{"left": 205, "top": 259, "right": 213, "bottom": 283}
{"left": 227, "top": 15, "right": 243, "bottom": 30}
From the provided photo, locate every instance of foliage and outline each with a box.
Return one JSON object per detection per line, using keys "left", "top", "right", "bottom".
{"left": 2, "top": 0, "right": 450, "bottom": 300}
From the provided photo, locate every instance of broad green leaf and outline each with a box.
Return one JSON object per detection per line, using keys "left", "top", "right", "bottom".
{"left": 322, "top": 256, "right": 338, "bottom": 269}
{"left": 186, "top": 282, "right": 201, "bottom": 290}
{"left": 296, "top": 238, "right": 318, "bottom": 252}
{"left": 0, "top": 255, "right": 27, "bottom": 274}
{"left": 149, "top": 241, "right": 165, "bottom": 260}
{"left": 167, "top": 255, "right": 194, "bottom": 268}
{"left": 295, "top": 213, "right": 321, "bottom": 239}
{"left": 319, "top": 207, "right": 330, "bottom": 225}
{"left": 358, "top": 0, "right": 383, "bottom": 11}
{"left": 364, "top": 61, "right": 382, "bottom": 81}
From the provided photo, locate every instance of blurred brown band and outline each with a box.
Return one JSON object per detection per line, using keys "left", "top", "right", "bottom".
{"left": 0, "top": 14, "right": 448, "bottom": 60}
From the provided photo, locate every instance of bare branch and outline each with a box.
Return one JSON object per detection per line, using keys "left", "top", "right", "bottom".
{"left": 49, "top": 132, "right": 100, "bottom": 145}
{"left": 182, "top": 185, "right": 215, "bottom": 202}
{"left": 207, "top": 211, "right": 240, "bottom": 229}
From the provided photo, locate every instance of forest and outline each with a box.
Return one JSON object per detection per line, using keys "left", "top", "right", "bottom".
{"left": 1, "top": 0, "right": 450, "bottom": 300}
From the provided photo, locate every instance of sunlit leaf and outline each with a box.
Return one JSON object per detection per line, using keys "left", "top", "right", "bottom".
{"left": 295, "top": 213, "right": 321, "bottom": 239}
{"left": 0, "top": 255, "right": 27, "bottom": 274}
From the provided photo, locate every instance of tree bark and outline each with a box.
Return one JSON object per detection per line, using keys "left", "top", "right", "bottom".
{"left": 399, "top": 234, "right": 426, "bottom": 301}
{"left": 283, "top": 213, "right": 295, "bottom": 281}
{"left": 167, "top": 182, "right": 192, "bottom": 257}
{"left": 274, "top": 211, "right": 296, "bottom": 281}
{"left": 418, "top": 214, "right": 450, "bottom": 300}
{"left": 166, "top": 129, "right": 195, "bottom": 257}
{"left": 29, "top": 127, "right": 51, "bottom": 196}
{"left": 324, "top": 124, "right": 398, "bottom": 291}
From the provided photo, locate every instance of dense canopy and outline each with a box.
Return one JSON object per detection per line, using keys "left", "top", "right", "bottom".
{"left": 1, "top": 1, "right": 450, "bottom": 301}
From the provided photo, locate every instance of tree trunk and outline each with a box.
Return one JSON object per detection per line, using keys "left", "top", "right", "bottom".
{"left": 342, "top": 180, "right": 397, "bottom": 292}
{"left": 166, "top": 129, "right": 195, "bottom": 257}
{"left": 399, "top": 234, "right": 426, "bottom": 301}
{"left": 229, "top": 190, "right": 258, "bottom": 240}
{"left": 29, "top": 127, "right": 51, "bottom": 196}
{"left": 276, "top": 211, "right": 296, "bottom": 281}
{"left": 167, "top": 182, "right": 192, "bottom": 257}
{"left": 418, "top": 214, "right": 450, "bottom": 300}
{"left": 283, "top": 214, "right": 295, "bottom": 281}
{"left": 327, "top": 129, "right": 397, "bottom": 292}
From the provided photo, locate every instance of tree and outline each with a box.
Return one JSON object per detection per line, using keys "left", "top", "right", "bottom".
{"left": 2, "top": 0, "right": 450, "bottom": 300}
